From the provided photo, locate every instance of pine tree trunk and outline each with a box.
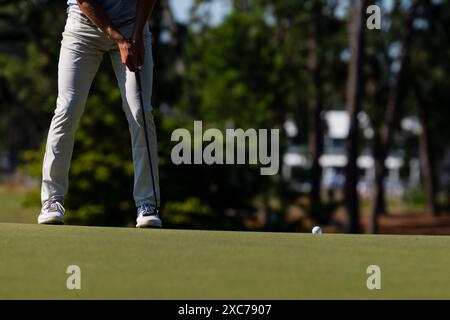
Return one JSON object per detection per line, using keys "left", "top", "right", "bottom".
{"left": 345, "top": 1, "right": 365, "bottom": 233}
{"left": 415, "top": 85, "right": 439, "bottom": 216}
{"left": 307, "top": 1, "right": 324, "bottom": 221}
{"left": 368, "top": 136, "right": 386, "bottom": 234}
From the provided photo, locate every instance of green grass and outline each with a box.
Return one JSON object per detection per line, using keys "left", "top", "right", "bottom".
{"left": 0, "top": 187, "right": 39, "bottom": 224}
{"left": 1, "top": 223, "right": 450, "bottom": 299}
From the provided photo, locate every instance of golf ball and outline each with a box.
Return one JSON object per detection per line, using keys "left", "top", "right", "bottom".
{"left": 312, "top": 226, "right": 322, "bottom": 234}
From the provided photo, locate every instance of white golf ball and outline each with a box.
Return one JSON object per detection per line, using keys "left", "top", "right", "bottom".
{"left": 312, "top": 226, "right": 322, "bottom": 234}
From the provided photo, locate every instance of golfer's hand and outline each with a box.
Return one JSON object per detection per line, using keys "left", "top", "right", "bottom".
{"left": 117, "top": 38, "right": 139, "bottom": 72}
{"left": 131, "top": 33, "right": 145, "bottom": 69}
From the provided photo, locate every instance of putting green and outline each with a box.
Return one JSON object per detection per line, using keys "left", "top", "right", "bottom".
{"left": 0, "top": 223, "right": 449, "bottom": 299}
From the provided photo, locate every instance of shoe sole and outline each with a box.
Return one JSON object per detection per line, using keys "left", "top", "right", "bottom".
{"left": 136, "top": 220, "right": 162, "bottom": 228}
{"left": 38, "top": 217, "right": 64, "bottom": 225}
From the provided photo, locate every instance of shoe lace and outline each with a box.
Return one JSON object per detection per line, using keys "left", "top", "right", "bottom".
{"left": 44, "top": 200, "right": 65, "bottom": 213}
{"left": 139, "top": 203, "right": 157, "bottom": 216}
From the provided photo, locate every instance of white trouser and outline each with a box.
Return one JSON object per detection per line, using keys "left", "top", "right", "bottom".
{"left": 41, "top": 13, "right": 160, "bottom": 208}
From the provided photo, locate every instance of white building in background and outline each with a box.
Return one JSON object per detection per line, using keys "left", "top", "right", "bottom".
{"left": 282, "top": 111, "right": 418, "bottom": 197}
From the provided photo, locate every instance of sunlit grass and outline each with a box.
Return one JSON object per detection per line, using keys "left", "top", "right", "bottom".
{"left": 0, "top": 185, "right": 39, "bottom": 224}
{"left": 1, "top": 223, "right": 449, "bottom": 299}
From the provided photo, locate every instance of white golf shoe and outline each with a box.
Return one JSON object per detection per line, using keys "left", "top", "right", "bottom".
{"left": 38, "top": 200, "right": 65, "bottom": 225}
{"left": 136, "top": 204, "right": 162, "bottom": 228}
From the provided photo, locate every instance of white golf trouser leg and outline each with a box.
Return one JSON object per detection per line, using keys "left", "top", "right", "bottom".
{"left": 41, "top": 16, "right": 104, "bottom": 204}
{"left": 110, "top": 25, "right": 160, "bottom": 208}
{"left": 41, "top": 14, "right": 160, "bottom": 209}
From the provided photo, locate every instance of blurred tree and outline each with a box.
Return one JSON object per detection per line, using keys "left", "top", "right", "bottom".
{"left": 184, "top": 0, "right": 348, "bottom": 228}
{"left": 174, "top": 2, "right": 283, "bottom": 229}
{"left": 0, "top": 0, "right": 65, "bottom": 167}
{"left": 411, "top": 0, "right": 450, "bottom": 215}
{"left": 253, "top": 0, "right": 346, "bottom": 224}
{"left": 306, "top": 1, "right": 325, "bottom": 222}
{"left": 368, "top": 1, "right": 420, "bottom": 233}
{"left": 345, "top": 0, "right": 366, "bottom": 233}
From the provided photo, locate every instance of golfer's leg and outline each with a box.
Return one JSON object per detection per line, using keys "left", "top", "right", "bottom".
{"left": 41, "top": 32, "right": 102, "bottom": 204}
{"left": 110, "top": 36, "right": 160, "bottom": 208}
